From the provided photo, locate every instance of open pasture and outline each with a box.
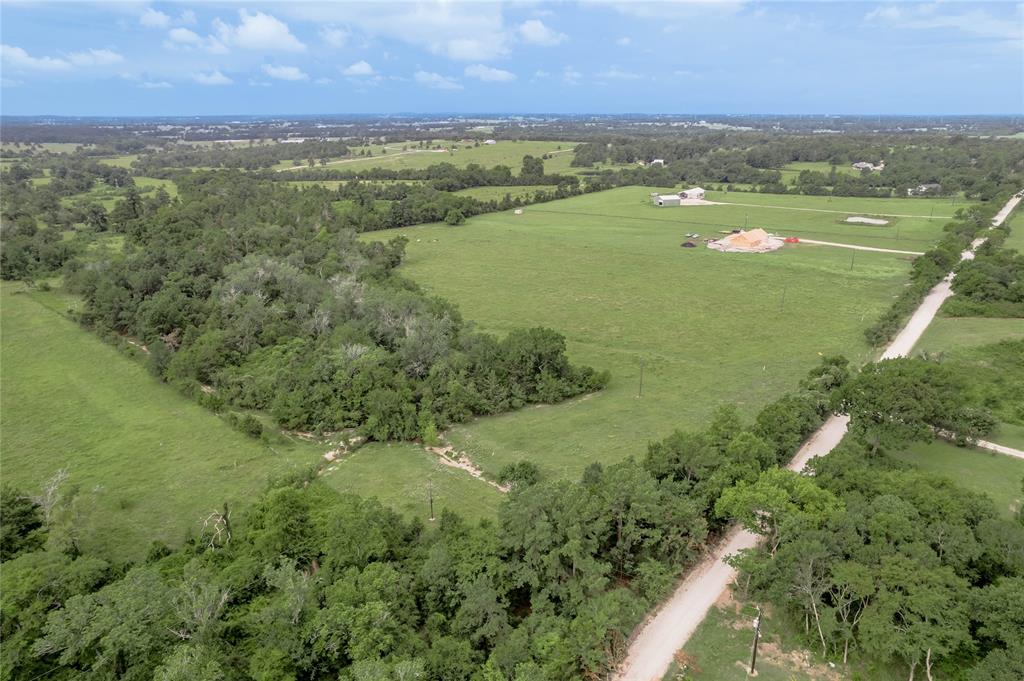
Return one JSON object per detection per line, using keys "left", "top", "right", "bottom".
{"left": 453, "top": 185, "right": 554, "bottom": 201}
{"left": 777, "top": 160, "right": 864, "bottom": 185}
{"left": 0, "top": 284, "right": 324, "bottom": 561}
{"left": 360, "top": 186, "right": 922, "bottom": 481}
{"left": 272, "top": 140, "right": 577, "bottom": 173}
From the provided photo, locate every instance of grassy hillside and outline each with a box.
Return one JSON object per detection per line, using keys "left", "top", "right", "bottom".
{"left": 361, "top": 187, "right": 923, "bottom": 481}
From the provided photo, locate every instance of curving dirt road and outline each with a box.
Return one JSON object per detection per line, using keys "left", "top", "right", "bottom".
{"left": 612, "top": 190, "right": 1022, "bottom": 681}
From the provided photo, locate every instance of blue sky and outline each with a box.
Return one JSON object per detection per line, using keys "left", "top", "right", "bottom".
{"left": 1, "top": 1, "right": 1021, "bottom": 115}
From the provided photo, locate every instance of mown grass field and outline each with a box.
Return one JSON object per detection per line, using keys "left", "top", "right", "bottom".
{"left": 916, "top": 316, "right": 1024, "bottom": 354}
{"left": 892, "top": 440, "right": 1024, "bottom": 520}
{"left": 319, "top": 443, "right": 502, "bottom": 522}
{"left": 0, "top": 283, "right": 325, "bottom": 561}
{"left": 360, "top": 186, "right": 926, "bottom": 482}
{"left": 1004, "top": 207, "right": 1024, "bottom": 252}
{"left": 777, "top": 160, "right": 863, "bottom": 186}
{"left": 453, "top": 185, "right": 554, "bottom": 201}
{"left": 698, "top": 190, "right": 958, "bottom": 250}
{"left": 272, "top": 140, "right": 577, "bottom": 173}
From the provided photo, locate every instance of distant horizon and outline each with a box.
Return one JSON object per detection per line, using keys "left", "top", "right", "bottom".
{"left": 2, "top": 1, "right": 1021, "bottom": 117}
{"left": 3, "top": 113, "right": 1022, "bottom": 121}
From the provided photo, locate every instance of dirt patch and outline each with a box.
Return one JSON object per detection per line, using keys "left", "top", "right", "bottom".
{"left": 425, "top": 442, "right": 510, "bottom": 493}
{"left": 756, "top": 641, "right": 843, "bottom": 681}
{"left": 844, "top": 216, "right": 889, "bottom": 225}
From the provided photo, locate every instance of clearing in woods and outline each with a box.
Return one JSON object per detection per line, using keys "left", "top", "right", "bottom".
{"left": 272, "top": 140, "right": 578, "bottom": 173}
{"left": 0, "top": 280, "right": 501, "bottom": 559}
{"left": 359, "top": 186, "right": 951, "bottom": 483}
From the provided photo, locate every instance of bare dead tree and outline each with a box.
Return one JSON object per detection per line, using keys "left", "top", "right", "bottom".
{"left": 200, "top": 503, "right": 232, "bottom": 549}
{"left": 34, "top": 468, "right": 69, "bottom": 522}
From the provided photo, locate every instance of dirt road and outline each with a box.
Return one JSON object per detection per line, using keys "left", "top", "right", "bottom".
{"left": 713, "top": 200, "right": 953, "bottom": 220}
{"left": 612, "top": 190, "right": 1022, "bottom": 681}
{"left": 795, "top": 238, "right": 924, "bottom": 256}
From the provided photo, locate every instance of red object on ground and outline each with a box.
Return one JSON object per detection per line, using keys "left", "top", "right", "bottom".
{"left": 784, "top": 237, "right": 800, "bottom": 243}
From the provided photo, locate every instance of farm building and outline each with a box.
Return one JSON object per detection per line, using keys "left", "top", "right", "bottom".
{"left": 680, "top": 187, "right": 705, "bottom": 200}
{"left": 652, "top": 193, "right": 681, "bottom": 206}
{"left": 707, "top": 228, "right": 784, "bottom": 253}
{"left": 483, "top": 139, "right": 497, "bottom": 145}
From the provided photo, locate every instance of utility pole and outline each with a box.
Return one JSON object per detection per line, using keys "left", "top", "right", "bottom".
{"left": 849, "top": 250, "right": 856, "bottom": 270}
{"left": 779, "top": 284, "right": 788, "bottom": 310}
{"left": 638, "top": 359, "right": 645, "bottom": 398}
{"left": 749, "top": 606, "right": 762, "bottom": 675}
{"left": 427, "top": 478, "right": 435, "bottom": 521}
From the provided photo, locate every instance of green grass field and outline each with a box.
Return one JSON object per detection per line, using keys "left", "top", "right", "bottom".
{"left": 698, "top": 190, "right": 959, "bottom": 249}
{"left": 360, "top": 187, "right": 923, "bottom": 482}
{"left": 319, "top": 443, "right": 502, "bottom": 522}
{"left": 453, "top": 185, "right": 554, "bottom": 201}
{"left": 777, "top": 160, "right": 863, "bottom": 186}
{"left": 272, "top": 140, "right": 577, "bottom": 173}
{"left": 916, "top": 316, "right": 1024, "bottom": 354}
{"left": 0, "top": 284, "right": 327, "bottom": 560}
{"left": 891, "top": 440, "right": 1024, "bottom": 520}
{"left": 1003, "top": 207, "right": 1024, "bottom": 252}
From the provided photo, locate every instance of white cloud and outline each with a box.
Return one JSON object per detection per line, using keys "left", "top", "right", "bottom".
{"left": 67, "top": 48, "right": 123, "bottom": 66}
{"left": 315, "top": 77, "right": 333, "bottom": 85}
{"left": 275, "top": 3, "right": 509, "bottom": 61}
{"left": 262, "top": 64, "right": 309, "bottom": 81}
{"left": 178, "top": 10, "right": 197, "bottom": 25}
{"left": 193, "top": 70, "right": 232, "bottom": 85}
{"left": 1, "top": 44, "right": 71, "bottom": 71}
{"left": 597, "top": 66, "right": 643, "bottom": 80}
{"left": 865, "top": 4, "right": 1022, "bottom": 41}
{"left": 342, "top": 60, "right": 375, "bottom": 76}
{"left": 168, "top": 27, "right": 202, "bottom": 44}
{"left": 562, "top": 65, "right": 581, "bottom": 85}
{"left": 464, "top": 63, "right": 516, "bottom": 82}
{"left": 320, "top": 25, "right": 349, "bottom": 48}
{"left": 445, "top": 38, "right": 504, "bottom": 61}
{"left": 616, "top": 36, "right": 632, "bottom": 46}
{"left": 140, "top": 8, "right": 170, "bottom": 29}
{"left": 140, "top": 80, "right": 172, "bottom": 89}
{"left": 518, "top": 19, "right": 567, "bottom": 46}
{"left": 415, "top": 70, "right": 462, "bottom": 90}
{"left": 213, "top": 10, "right": 306, "bottom": 52}
{"left": 534, "top": 69, "right": 550, "bottom": 78}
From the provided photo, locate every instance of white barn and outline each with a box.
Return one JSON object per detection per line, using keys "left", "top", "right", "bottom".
{"left": 681, "top": 187, "right": 705, "bottom": 200}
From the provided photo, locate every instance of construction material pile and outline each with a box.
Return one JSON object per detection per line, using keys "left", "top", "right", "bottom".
{"left": 707, "top": 228, "right": 785, "bottom": 253}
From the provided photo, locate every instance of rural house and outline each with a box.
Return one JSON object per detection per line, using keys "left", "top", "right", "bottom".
{"left": 681, "top": 187, "right": 705, "bottom": 200}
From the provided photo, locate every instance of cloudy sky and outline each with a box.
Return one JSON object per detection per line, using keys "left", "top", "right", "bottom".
{"left": 1, "top": 1, "right": 1021, "bottom": 115}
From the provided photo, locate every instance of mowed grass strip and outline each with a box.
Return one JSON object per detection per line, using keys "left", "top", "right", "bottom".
{"left": 362, "top": 186, "right": 917, "bottom": 481}
{"left": 0, "top": 284, "right": 323, "bottom": 560}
